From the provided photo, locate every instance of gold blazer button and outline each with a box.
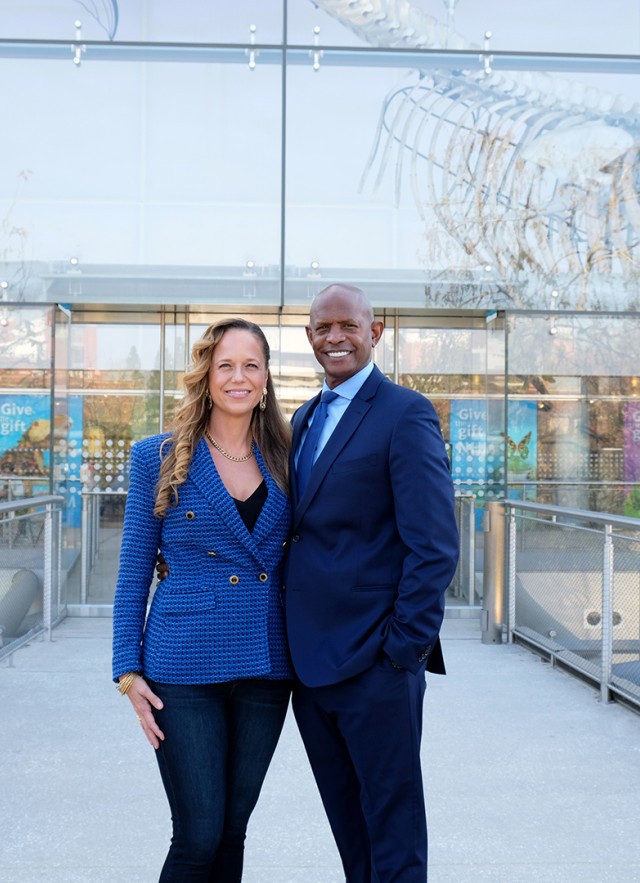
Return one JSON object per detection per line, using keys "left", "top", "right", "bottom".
{"left": 185, "top": 511, "right": 195, "bottom": 520}
{"left": 258, "top": 572, "right": 268, "bottom": 582}
{"left": 229, "top": 575, "right": 240, "bottom": 585}
{"left": 207, "top": 551, "right": 217, "bottom": 556}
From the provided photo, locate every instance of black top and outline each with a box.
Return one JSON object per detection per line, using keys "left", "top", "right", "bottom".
{"left": 233, "top": 480, "right": 267, "bottom": 532}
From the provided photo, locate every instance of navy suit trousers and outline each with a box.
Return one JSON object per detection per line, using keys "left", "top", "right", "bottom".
{"left": 292, "top": 656, "right": 428, "bottom": 883}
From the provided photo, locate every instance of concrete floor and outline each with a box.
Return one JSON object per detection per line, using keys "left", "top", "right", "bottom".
{"left": 2, "top": 616, "right": 640, "bottom": 882}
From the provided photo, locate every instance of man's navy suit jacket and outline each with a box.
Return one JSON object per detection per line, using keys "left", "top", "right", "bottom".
{"left": 284, "top": 364, "right": 460, "bottom": 688}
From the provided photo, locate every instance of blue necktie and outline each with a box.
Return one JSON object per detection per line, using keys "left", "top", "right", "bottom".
{"left": 296, "top": 390, "right": 338, "bottom": 496}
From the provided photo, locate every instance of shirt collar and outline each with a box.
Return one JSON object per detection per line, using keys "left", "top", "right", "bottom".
{"left": 321, "top": 361, "right": 374, "bottom": 401}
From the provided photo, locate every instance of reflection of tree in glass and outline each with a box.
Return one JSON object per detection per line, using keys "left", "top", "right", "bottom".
{"left": 623, "top": 487, "right": 640, "bottom": 519}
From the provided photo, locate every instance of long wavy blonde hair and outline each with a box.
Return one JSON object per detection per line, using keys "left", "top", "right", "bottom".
{"left": 154, "top": 318, "right": 291, "bottom": 518}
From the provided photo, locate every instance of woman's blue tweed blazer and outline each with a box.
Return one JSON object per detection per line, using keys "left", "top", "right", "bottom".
{"left": 112, "top": 434, "right": 293, "bottom": 684}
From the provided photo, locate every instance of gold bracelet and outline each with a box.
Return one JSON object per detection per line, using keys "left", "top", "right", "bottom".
{"left": 116, "top": 672, "right": 140, "bottom": 696}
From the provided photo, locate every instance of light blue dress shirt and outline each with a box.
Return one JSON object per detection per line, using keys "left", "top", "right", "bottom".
{"left": 296, "top": 361, "right": 375, "bottom": 467}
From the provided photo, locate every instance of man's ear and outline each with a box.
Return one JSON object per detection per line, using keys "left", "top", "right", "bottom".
{"left": 305, "top": 325, "right": 314, "bottom": 345}
{"left": 371, "top": 320, "right": 384, "bottom": 347}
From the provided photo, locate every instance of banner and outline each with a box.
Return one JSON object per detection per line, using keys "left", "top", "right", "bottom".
{"left": 623, "top": 401, "right": 640, "bottom": 483}
{"left": 0, "top": 395, "right": 52, "bottom": 481}
{"left": 450, "top": 400, "right": 487, "bottom": 489}
{"left": 505, "top": 400, "right": 538, "bottom": 500}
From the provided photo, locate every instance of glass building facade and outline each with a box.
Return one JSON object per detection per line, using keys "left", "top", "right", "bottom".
{"left": 1, "top": 1, "right": 639, "bottom": 607}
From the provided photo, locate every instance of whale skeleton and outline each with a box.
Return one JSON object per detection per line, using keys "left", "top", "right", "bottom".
{"left": 312, "top": 0, "right": 640, "bottom": 308}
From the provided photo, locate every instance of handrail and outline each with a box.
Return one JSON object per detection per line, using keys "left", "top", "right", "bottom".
{"left": 502, "top": 499, "right": 640, "bottom": 530}
{"left": 0, "top": 495, "right": 64, "bottom": 515}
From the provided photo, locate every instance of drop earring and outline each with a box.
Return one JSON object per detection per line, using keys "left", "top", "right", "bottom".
{"left": 259, "top": 388, "right": 267, "bottom": 411}
{"left": 205, "top": 389, "right": 212, "bottom": 409}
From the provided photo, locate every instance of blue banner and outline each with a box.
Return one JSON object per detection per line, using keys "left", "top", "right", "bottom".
{"left": 0, "top": 394, "right": 52, "bottom": 477}
{"left": 505, "top": 400, "right": 538, "bottom": 500}
{"left": 450, "top": 400, "right": 488, "bottom": 490}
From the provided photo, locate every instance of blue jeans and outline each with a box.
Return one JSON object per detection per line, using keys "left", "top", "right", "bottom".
{"left": 148, "top": 677, "right": 292, "bottom": 883}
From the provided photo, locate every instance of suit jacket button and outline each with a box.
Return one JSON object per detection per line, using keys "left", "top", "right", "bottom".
{"left": 229, "top": 575, "right": 240, "bottom": 585}
{"left": 259, "top": 572, "right": 268, "bottom": 582}
{"left": 292, "top": 534, "right": 300, "bottom": 543}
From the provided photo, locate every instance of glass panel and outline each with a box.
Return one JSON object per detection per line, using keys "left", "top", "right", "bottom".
{"left": 0, "top": 305, "right": 62, "bottom": 644}
{"left": 161, "top": 321, "right": 187, "bottom": 433}
{"left": 0, "top": 305, "right": 53, "bottom": 499}
{"left": 53, "top": 306, "right": 80, "bottom": 590}
{"left": 438, "top": 0, "right": 640, "bottom": 55}
{"left": 68, "top": 321, "right": 162, "bottom": 441}
{"left": 396, "top": 314, "right": 505, "bottom": 517}
{"left": 284, "top": 41, "right": 638, "bottom": 310}
{"left": 0, "top": 1, "right": 284, "bottom": 44}
{"left": 288, "top": 0, "right": 640, "bottom": 56}
{"left": 506, "top": 312, "right": 640, "bottom": 515}
{"left": 0, "top": 53, "right": 283, "bottom": 305}
{"left": 285, "top": 60, "right": 437, "bottom": 307}
{"left": 383, "top": 311, "right": 502, "bottom": 606}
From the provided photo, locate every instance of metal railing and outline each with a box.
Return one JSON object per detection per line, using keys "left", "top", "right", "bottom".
{"left": 75, "top": 490, "right": 480, "bottom": 609}
{"left": 450, "top": 492, "right": 477, "bottom": 606}
{"left": 483, "top": 499, "right": 640, "bottom": 711}
{"left": 0, "top": 495, "right": 65, "bottom": 660}
{"left": 80, "top": 490, "right": 127, "bottom": 604}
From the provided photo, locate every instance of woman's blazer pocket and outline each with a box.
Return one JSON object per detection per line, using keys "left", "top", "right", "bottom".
{"left": 159, "top": 590, "right": 217, "bottom": 615}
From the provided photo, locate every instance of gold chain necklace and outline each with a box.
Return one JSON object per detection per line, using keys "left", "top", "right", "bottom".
{"left": 204, "top": 428, "right": 254, "bottom": 462}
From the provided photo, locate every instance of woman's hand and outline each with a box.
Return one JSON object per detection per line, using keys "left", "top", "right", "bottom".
{"left": 125, "top": 676, "right": 165, "bottom": 749}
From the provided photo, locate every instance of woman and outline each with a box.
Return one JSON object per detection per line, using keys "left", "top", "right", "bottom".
{"left": 112, "top": 318, "right": 292, "bottom": 882}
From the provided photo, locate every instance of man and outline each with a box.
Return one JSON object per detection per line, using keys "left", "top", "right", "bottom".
{"left": 285, "top": 283, "right": 459, "bottom": 882}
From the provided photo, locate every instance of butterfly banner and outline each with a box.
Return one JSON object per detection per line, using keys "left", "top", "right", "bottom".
{"left": 504, "top": 401, "right": 538, "bottom": 498}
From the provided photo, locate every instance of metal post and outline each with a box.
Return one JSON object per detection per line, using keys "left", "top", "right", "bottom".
{"left": 43, "top": 502, "right": 53, "bottom": 640}
{"left": 507, "top": 508, "right": 517, "bottom": 642}
{"left": 159, "top": 309, "right": 166, "bottom": 432}
{"left": 600, "top": 524, "right": 614, "bottom": 703}
{"left": 466, "top": 495, "right": 476, "bottom": 605}
{"left": 57, "top": 507, "right": 62, "bottom": 615}
{"left": 91, "top": 492, "right": 99, "bottom": 570}
{"left": 482, "top": 500, "right": 505, "bottom": 644}
{"left": 81, "top": 493, "right": 88, "bottom": 604}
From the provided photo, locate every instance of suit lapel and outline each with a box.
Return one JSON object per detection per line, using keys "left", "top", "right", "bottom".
{"left": 293, "top": 367, "right": 385, "bottom": 524}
